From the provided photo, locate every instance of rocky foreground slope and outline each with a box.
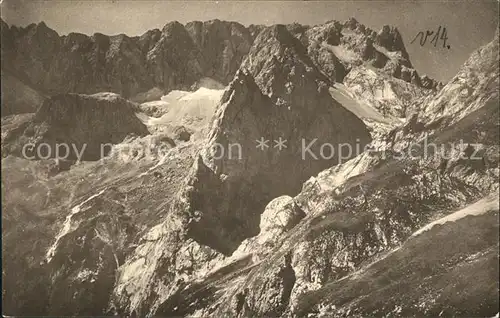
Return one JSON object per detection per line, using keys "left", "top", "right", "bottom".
{"left": 1, "top": 17, "right": 498, "bottom": 317}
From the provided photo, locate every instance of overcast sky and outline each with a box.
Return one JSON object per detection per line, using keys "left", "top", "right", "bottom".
{"left": 1, "top": 0, "right": 498, "bottom": 82}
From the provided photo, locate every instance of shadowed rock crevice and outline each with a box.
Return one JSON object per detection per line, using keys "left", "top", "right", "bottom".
{"left": 278, "top": 252, "right": 296, "bottom": 312}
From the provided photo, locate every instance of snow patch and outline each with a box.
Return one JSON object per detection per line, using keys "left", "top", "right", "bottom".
{"left": 147, "top": 87, "right": 224, "bottom": 135}
{"left": 90, "top": 92, "right": 122, "bottom": 102}
{"left": 329, "top": 84, "right": 398, "bottom": 125}
{"left": 411, "top": 190, "right": 499, "bottom": 237}
{"left": 141, "top": 100, "right": 170, "bottom": 108}
{"left": 328, "top": 45, "right": 360, "bottom": 64}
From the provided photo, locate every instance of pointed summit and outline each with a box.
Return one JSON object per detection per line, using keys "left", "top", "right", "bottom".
{"left": 31, "top": 21, "right": 59, "bottom": 38}
{"left": 185, "top": 19, "right": 253, "bottom": 84}
{"left": 37, "top": 21, "right": 48, "bottom": 28}
{"left": 376, "top": 25, "right": 410, "bottom": 63}
{"left": 241, "top": 24, "right": 329, "bottom": 100}
{"left": 161, "top": 20, "right": 186, "bottom": 35}
{"left": 344, "top": 17, "right": 360, "bottom": 30}
{"left": 176, "top": 23, "right": 371, "bottom": 254}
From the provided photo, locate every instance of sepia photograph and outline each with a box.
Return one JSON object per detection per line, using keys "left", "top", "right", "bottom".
{"left": 1, "top": 0, "right": 499, "bottom": 317}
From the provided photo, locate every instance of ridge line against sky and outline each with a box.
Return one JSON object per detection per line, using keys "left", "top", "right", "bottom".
{"left": 1, "top": 0, "right": 498, "bottom": 82}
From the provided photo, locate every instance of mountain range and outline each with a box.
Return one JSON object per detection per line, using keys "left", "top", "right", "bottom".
{"left": 1, "top": 17, "right": 498, "bottom": 317}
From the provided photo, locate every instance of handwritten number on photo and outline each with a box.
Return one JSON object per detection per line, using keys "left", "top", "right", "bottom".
{"left": 411, "top": 26, "right": 450, "bottom": 49}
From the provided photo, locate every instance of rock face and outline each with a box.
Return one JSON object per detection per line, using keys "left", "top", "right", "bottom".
{"left": 0, "top": 68, "right": 46, "bottom": 115}
{"left": 210, "top": 30, "right": 499, "bottom": 318}
{"left": 302, "top": 18, "right": 442, "bottom": 90}
{"left": 421, "top": 27, "right": 499, "bottom": 127}
{"left": 182, "top": 25, "right": 371, "bottom": 254}
{"left": 391, "top": 28, "right": 499, "bottom": 148}
{"left": 145, "top": 22, "right": 204, "bottom": 94}
{"left": 376, "top": 24, "right": 410, "bottom": 61}
{"left": 0, "top": 19, "right": 255, "bottom": 100}
{"left": 185, "top": 19, "right": 254, "bottom": 84}
{"left": 342, "top": 65, "right": 433, "bottom": 118}
{"left": 1, "top": 16, "right": 498, "bottom": 318}
{"left": 1, "top": 143, "right": 197, "bottom": 316}
{"left": 2, "top": 93, "right": 149, "bottom": 160}
{"left": 294, "top": 193, "right": 499, "bottom": 318}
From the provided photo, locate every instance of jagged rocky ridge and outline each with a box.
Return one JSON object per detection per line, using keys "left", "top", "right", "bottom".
{"left": 1, "top": 17, "right": 440, "bottom": 104}
{"left": 0, "top": 19, "right": 256, "bottom": 100}
{"left": 1, "top": 17, "right": 498, "bottom": 318}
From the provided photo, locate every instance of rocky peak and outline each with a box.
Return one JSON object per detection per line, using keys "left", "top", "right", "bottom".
{"left": 300, "top": 19, "right": 438, "bottom": 92}
{"left": 35, "top": 21, "right": 51, "bottom": 32}
{"left": 63, "top": 32, "right": 90, "bottom": 45}
{"left": 242, "top": 24, "right": 328, "bottom": 99}
{"left": 161, "top": 20, "right": 186, "bottom": 35}
{"left": 137, "top": 28, "right": 161, "bottom": 53}
{"left": 344, "top": 17, "right": 360, "bottom": 30}
{"left": 20, "top": 21, "right": 60, "bottom": 45}
{"left": 185, "top": 19, "right": 254, "bottom": 83}
{"left": 158, "top": 21, "right": 196, "bottom": 50}
{"left": 248, "top": 24, "right": 266, "bottom": 39}
{"left": 286, "top": 22, "right": 310, "bottom": 35}
{"left": 267, "top": 24, "right": 302, "bottom": 44}
{"left": 146, "top": 22, "right": 203, "bottom": 92}
{"left": 174, "top": 24, "right": 371, "bottom": 254}
{"left": 91, "top": 32, "right": 111, "bottom": 50}
{"left": 376, "top": 25, "right": 410, "bottom": 62}
{"left": 341, "top": 17, "right": 375, "bottom": 38}
{"left": 418, "top": 29, "right": 499, "bottom": 128}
